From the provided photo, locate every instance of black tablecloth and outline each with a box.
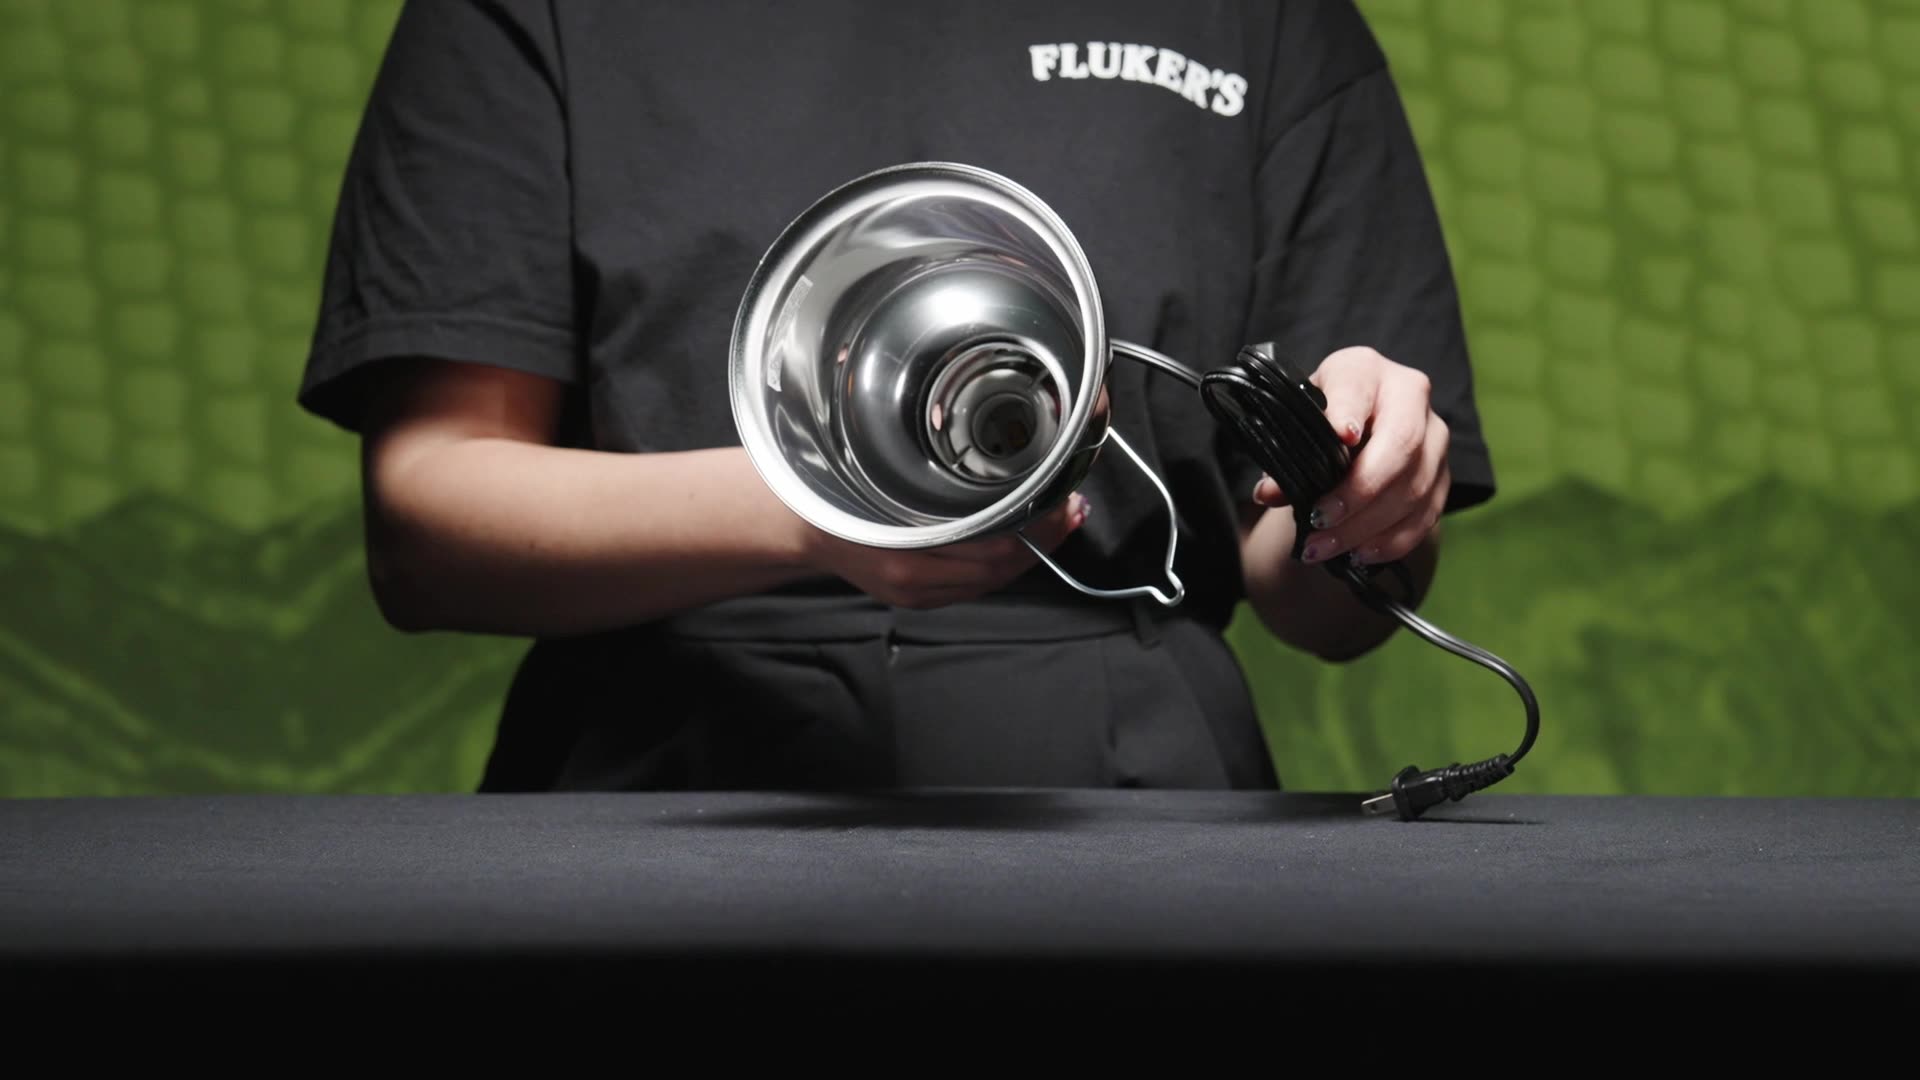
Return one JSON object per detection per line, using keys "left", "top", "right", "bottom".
{"left": 4, "top": 789, "right": 1916, "bottom": 1005}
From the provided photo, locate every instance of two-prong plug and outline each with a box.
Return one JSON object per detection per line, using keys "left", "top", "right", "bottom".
{"left": 1362, "top": 756, "right": 1516, "bottom": 821}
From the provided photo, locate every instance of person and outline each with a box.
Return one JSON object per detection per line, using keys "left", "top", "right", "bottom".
{"left": 296, "top": 0, "right": 1496, "bottom": 793}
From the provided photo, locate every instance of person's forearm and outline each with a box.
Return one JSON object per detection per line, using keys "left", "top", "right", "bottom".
{"left": 1240, "top": 508, "right": 1440, "bottom": 662}
{"left": 365, "top": 441, "right": 821, "bottom": 637}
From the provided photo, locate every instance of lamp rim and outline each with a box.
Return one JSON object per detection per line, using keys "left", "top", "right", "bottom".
{"left": 727, "top": 161, "right": 1109, "bottom": 550}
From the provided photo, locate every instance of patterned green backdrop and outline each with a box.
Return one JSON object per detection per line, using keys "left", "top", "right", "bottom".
{"left": 2, "top": 0, "right": 1916, "bottom": 797}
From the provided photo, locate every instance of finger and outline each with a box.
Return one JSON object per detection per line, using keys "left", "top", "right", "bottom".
{"left": 929, "top": 493, "right": 1086, "bottom": 565}
{"left": 925, "top": 533, "right": 1029, "bottom": 565}
{"left": 1303, "top": 415, "right": 1443, "bottom": 564}
{"left": 1308, "top": 365, "right": 1430, "bottom": 536}
{"left": 1348, "top": 473, "right": 1447, "bottom": 567}
{"left": 962, "top": 496, "right": 1090, "bottom": 591}
{"left": 874, "top": 550, "right": 1008, "bottom": 598}
{"left": 1310, "top": 347, "right": 1383, "bottom": 448}
{"left": 1019, "top": 493, "right": 1088, "bottom": 554}
{"left": 1251, "top": 475, "right": 1288, "bottom": 507}
{"left": 892, "top": 539, "right": 1067, "bottom": 605}
{"left": 1313, "top": 445, "right": 1443, "bottom": 568}
{"left": 888, "top": 500, "right": 1085, "bottom": 594}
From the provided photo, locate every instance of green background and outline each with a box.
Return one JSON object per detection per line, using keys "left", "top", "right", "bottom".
{"left": 2, "top": 0, "right": 1916, "bottom": 798}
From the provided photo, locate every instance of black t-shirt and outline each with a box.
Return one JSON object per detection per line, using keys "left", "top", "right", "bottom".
{"left": 299, "top": 0, "right": 1495, "bottom": 635}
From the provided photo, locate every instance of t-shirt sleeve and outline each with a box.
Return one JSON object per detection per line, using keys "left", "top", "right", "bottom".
{"left": 1230, "top": 4, "right": 1496, "bottom": 514}
{"left": 296, "top": 0, "right": 578, "bottom": 434}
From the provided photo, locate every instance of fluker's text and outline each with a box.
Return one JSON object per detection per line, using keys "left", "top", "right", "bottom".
{"left": 1028, "top": 43, "right": 1247, "bottom": 117}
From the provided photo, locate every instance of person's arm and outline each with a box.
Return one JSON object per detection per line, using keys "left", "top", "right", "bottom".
{"left": 360, "top": 358, "right": 810, "bottom": 635}
{"left": 1240, "top": 522, "right": 1441, "bottom": 662}
{"left": 299, "top": 5, "right": 1083, "bottom": 639}
{"left": 359, "top": 358, "right": 1085, "bottom": 638}
{"left": 1236, "top": 348, "right": 1449, "bottom": 662}
{"left": 1229, "top": 6, "right": 1496, "bottom": 661}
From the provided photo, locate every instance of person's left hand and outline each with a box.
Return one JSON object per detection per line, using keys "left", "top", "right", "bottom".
{"left": 1251, "top": 346, "right": 1451, "bottom": 567}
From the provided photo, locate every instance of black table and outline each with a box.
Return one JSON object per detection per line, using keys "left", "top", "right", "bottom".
{"left": 4, "top": 789, "right": 1917, "bottom": 1009}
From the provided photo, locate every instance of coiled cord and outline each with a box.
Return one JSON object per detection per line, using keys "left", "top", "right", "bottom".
{"left": 1198, "top": 345, "right": 1357, "bottom": 562}
{"left": 1118, "top": 340, "right": 1539, "bottom": 820}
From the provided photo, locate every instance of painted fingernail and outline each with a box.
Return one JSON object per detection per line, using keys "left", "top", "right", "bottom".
{"left": 1350, "top": 546, "right": 1375, "bottom": 566}
{"left": 1302, "top": 540, "right": 1326, "bottom": 563}
{"left": 1309, "top": 496, "right": 1345, "bottom": 530}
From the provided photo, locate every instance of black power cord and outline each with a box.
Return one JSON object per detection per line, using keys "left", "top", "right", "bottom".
{"left": 1120, "top": 340, "right": 1539, "bottom": 820}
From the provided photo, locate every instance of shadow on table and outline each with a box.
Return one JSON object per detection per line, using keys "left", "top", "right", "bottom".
{"left": 651, "top": 788, "right": 1376, "bottom": 831}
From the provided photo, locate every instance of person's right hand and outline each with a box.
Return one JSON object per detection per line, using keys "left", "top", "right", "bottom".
{"left": 801, "top": 493, "right": 1089, "bottom": 610}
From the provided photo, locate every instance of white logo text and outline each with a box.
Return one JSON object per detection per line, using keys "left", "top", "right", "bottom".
{"left": 1028, "top": 43, "right": 1247, "bottom": 117}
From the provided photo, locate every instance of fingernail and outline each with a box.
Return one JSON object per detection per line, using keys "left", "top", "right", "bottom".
{"left": 1344, "top": 420, "right": 1363, "bottom": 442}
{"left": 1309, "top": 496, "right": 1345, "bottom": 530}
{"left": 1350, "top": 546, "right": 1374, "bottom": 566}
{"left": 1302, "top": 540, "right": 1326, "bottom": 563}
{"left": 1069, "top": 493, "right": 1087, "bottom": 515}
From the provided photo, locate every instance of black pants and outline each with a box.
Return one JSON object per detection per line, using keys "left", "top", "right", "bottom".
{"left": 479, "top": 589, "right": 1279, "bottom": 792}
